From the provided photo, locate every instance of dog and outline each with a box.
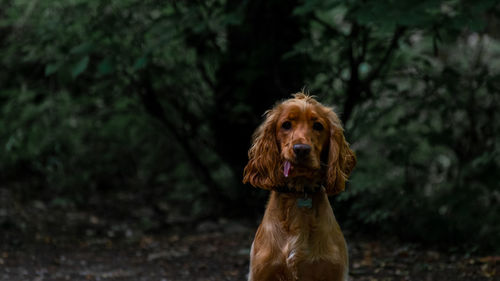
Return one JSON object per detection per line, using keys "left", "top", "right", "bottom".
{"left": 243, "top": 93, "right": 356, "bottom": 281}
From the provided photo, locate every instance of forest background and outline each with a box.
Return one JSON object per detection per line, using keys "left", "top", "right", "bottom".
{"left": 0, "top": 0, "right": 499, "bottom": 254}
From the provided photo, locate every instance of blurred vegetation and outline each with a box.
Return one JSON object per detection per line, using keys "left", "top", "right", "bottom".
{"left": 0, "top": 0, "right": 499, "bottom": 252}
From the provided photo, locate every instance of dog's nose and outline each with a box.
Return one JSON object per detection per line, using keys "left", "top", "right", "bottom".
{"left": 293, "top": 144, "right": 311, "bottom": 158}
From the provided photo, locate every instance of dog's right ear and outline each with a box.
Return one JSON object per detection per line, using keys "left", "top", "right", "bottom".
{"left": 243, "top": 107, "right": 283, "bottom": 190}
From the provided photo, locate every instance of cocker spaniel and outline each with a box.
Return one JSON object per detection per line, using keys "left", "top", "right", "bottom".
{"left": 243, "top": 93, "right": 356, "bottom": 281}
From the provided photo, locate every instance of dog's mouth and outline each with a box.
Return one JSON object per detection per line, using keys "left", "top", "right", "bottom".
{"left": 283, "top": 160, "right": 320, "bottom": 178}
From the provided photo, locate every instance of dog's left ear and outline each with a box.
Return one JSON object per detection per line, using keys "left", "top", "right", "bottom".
{"left": 324, "top": 113, "right": 356, "bottom": 195}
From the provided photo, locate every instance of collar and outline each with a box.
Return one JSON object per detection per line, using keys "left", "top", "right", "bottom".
{"left": 275, "top": 184, "right": 322, "bottom": 209}
{"left": 274, "top": 183, "right": 322, "bottom": 195}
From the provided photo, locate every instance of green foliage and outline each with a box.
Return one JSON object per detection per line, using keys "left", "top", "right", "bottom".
{"left": 0, "top": 0, "right": 225, "bottom": 216}
{"left": 0, "top": 0, "right": 498, "bottom": 251}
{"left": 294, "top": 0, "right": 499, "bottom": 251}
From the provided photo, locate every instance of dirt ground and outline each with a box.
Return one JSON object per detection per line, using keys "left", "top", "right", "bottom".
{"left": 1, "top": 219, "right": 498, "bottom": 281}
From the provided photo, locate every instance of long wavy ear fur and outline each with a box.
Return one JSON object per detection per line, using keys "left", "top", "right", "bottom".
{"left": 324, "top": 110, "right": 356, "bottom": 195}
{"left": 243, "top": 107, "right": 283, "bottom": 190}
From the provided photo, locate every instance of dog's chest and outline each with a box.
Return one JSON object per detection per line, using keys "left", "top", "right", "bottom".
{"left": 280, "top": 209, "right": 340, "bottom": 262}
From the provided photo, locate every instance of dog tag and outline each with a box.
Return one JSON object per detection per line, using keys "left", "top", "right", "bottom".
{"left": 297, "top": 198, "right": 312, "bottom": 208}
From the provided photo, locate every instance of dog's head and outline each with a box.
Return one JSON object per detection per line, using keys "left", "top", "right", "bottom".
{"left": 243, "top": 93, "right": 356, "bottom": 195}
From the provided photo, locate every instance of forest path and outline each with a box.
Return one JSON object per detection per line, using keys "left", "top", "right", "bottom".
{"left": 1, "top": 221, "right": 497, "bottom": 281}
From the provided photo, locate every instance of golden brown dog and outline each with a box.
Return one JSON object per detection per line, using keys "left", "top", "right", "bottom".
{"left": 243, "top": 93, "right": 356, "bottom": 281}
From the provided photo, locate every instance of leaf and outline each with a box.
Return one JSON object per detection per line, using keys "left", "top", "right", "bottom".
{"left": 293, "top": 0, "right": 333, "bottom": 16}
{"left": 132, "top": 56, "right": 148, "bottom": 71}
{"left": 45, "top": 62, "right": 61, "bottom": 76}
{"left": 359, "top": 62, "right": 371, "bottom": 76}
{"left": 70, "top": 42, "right": 93, "bottom": 55}
{"left": 71, "top": 56, "right": 89, "bottom": 78}
{"left": 97, "top": 58, "right": 114, "bottom": 75}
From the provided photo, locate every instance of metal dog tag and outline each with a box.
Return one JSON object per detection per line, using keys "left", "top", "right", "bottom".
{"left": 297, "top": 198, "right": 312, "bottom": 208}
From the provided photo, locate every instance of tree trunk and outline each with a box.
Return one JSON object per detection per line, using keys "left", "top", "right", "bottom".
{"left": 213, "top": 0, "right": 312, "bottom": 182}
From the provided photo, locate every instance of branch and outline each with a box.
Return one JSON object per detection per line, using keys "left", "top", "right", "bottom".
{"left": 15, "top": 0, "right": 39, "bottom": 29}
{"left": 360, "top": 26, "right": 369, "bottom": 61}
{"left": 341, "top": 26, "right": 405, "bottom": 124}
{"left": 196, "top": 60, "right": 216, "bottom": 90}
{"left": 134, "top": 71, "right": 227, "bottom": 204}
{"left": 312, "top": 14, "right": 345, "bottom": 38}
{"left": 347, "top": 22, "right": 360, "bottom": 69}
{"left": 365, "top": 26, "right": 406, "bottom": 84}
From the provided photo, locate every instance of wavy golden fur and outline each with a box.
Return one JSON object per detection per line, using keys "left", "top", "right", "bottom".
{"left": 243, "top": 93, "right": 356, "bottom": 281}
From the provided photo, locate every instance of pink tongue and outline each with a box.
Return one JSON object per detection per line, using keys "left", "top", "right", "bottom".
{"left": 284, "top": 161, "right": 291, "bottom": 178}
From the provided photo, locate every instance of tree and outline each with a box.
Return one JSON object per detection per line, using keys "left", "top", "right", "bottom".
{"left": 0, "top": 0, "right": 498, "bottom": 251}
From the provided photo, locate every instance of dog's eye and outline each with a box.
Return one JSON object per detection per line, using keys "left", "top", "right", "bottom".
{"left": 282, "top": 121, "right": 292, "bottom": 130}
{"left": 313, "top": 122, "right": 324, "bottom": 131}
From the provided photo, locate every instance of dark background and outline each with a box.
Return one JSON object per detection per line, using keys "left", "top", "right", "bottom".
{"left": 1, "top": 0, "right": 499, "bottom": 267}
